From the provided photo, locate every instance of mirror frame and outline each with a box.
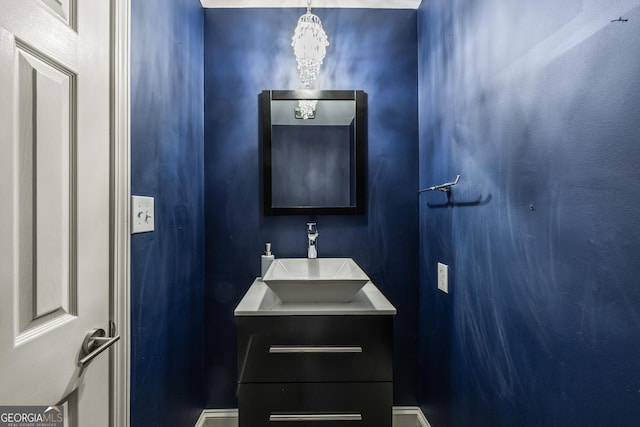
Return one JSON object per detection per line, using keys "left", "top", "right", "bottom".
{"left": 261, "top": 90, "right": 367, "bottom": 216}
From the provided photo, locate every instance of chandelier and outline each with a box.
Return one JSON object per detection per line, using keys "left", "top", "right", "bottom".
{"left": 291, "top": 0, "right": 329, "bottom": 88}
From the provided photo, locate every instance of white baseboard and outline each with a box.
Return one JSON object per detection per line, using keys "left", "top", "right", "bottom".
{"left": 392, "top": 406, "right": 432, "bottom": 427}
{"left": 195, "top": 406, "right": 431, "bottom": 427}
{"left": 195, "top": 409, "right": 238, "bottom": 427}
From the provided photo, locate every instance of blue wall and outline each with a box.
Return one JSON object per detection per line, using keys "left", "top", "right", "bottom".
{"left": 130, "top": 0, "right": 204, "bottom": 425}
{"left": 418, "top": 0, "right": 640, "bottom": 425}
{"left": 204, "top": 9, "right": 419, "bottom": 407}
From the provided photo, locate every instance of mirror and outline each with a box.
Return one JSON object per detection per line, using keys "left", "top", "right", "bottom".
{"left": 261, "top": 90, "right": 367, "bottom": 216}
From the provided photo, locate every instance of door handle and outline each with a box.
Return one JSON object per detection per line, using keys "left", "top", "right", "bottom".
{"left": 269, "top": 345, "right": 362, "bottom": 353}
{"left": 269, "top": 413, "right": 363, "bottom": 422}
{"left": 79, "top": 328, "right": 120, "bottom": 367}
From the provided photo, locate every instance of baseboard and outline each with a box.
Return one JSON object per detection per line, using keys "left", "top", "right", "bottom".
{"left": 194, "top": 409, "right": 238, "bottom": 427}
{"left": 392, "top": 406, "right": 432, "bottom": 427}
{"left": 195, "top": 406, "right": 431, "bottom": 427}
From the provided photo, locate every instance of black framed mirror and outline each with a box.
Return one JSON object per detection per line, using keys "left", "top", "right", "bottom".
{"left": 261, "top": 90, "right": 367, "bottom": 216}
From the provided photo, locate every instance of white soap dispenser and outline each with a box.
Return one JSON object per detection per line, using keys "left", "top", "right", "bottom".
{"left": 261, "top": 242, "right": 275, "bottom": 277}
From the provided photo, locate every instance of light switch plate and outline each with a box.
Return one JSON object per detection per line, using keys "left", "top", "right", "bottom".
{"left": 437, "top": 262, "right": 449, "bottom": 294}
{"left": 131, "top": 195, "right": 154, "bottom": 234}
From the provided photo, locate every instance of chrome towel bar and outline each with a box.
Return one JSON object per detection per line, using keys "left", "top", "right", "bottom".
{"left": 419, "top": 175, "right": 461, "bottom": 193}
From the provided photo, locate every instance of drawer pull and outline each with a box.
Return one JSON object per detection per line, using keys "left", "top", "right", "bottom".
{"left": 269, "top": 345, "right": 362, "bottom": 353}
{"left": 269, "top": 413, "right": 363, "bottom": 422}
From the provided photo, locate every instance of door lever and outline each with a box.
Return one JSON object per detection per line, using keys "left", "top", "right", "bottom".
{"left": 79, "top": 328, "right": 120, "bottom": 367}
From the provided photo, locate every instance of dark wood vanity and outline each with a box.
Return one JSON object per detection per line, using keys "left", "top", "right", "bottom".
{"left": 235, "top": 279, "right": 395, "bottom": 426}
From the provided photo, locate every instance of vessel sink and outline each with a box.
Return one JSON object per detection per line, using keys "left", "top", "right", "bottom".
{"left": 262, "top": 258, "right": 370, "bottom": 303}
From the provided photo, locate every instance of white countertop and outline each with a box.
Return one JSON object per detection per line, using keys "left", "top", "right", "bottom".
{"left": 234, "top": 278, "right": 397, "bottom": 316}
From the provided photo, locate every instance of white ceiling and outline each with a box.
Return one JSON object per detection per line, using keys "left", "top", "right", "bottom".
{"left": 200, "top": 0, "right": 422, "bottom": 9}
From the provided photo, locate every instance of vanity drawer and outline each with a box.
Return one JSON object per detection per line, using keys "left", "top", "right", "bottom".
{"left": 238, "top": 382, "right": 392, "bottom": 427}
{"left": 238, "top": 315, "right": 393, "bottom": 383}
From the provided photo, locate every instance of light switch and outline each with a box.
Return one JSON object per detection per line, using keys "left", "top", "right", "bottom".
{"left": 131, "top": 195, "right": 154, "bottom": 234}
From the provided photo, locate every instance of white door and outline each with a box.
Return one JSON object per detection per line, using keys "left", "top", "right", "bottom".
{"left": 0, "top": 0, "right": 113, "bottom": 425}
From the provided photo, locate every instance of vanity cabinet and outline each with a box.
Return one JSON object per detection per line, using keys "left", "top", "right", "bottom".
{"left": 237, "top": 315, "right": 394, "bottom": 427}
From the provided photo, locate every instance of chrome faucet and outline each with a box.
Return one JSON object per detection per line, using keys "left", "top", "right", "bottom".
{"left": 307, "top": 222, "right": 318, "bottom": 258}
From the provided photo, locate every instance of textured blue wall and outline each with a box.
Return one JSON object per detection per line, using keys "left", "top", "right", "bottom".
{"left": 418, "top": 0, "right": 640, "bottom": 425}
{"left": 204, "top": 9, "right": 419, "bottom": 407}
{"left": 130, "top": 0, "right": 204, "bottom": 425}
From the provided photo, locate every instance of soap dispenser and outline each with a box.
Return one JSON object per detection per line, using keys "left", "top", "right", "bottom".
{"left": 261, "top": 242, "right": 275, "bottom": 277}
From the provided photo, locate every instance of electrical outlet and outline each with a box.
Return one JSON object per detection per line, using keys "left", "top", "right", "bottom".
{"left": 131, "top": 195, "right": 154, "bottom": 234}
{"left": 438, "top": 262, "right": 449, "bottom": 294}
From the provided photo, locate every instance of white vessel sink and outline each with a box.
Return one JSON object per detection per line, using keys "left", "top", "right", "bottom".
{"left": 262, "top": 258, "right": 370, "bottom": 303}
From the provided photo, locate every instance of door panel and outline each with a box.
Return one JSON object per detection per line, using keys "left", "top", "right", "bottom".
{"left": 15, "top": 41, "right": 77, "bottom": 339}
{"left": 40, "top": 0, "right": 76, "bottom": 29}
{"left": 0, "top": 0, "right": 112, "bottom": 424}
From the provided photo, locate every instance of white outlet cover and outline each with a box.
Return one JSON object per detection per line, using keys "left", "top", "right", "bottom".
{"left": 437, "top": 262, "right": 449, "bottom": 294}
{"left": 131, "top": 195, "right": 155, "bottom": 234}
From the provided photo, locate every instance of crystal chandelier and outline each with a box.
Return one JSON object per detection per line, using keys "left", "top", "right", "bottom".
{"left": 291, "top": 0, "right": 329, "bottom": 87}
